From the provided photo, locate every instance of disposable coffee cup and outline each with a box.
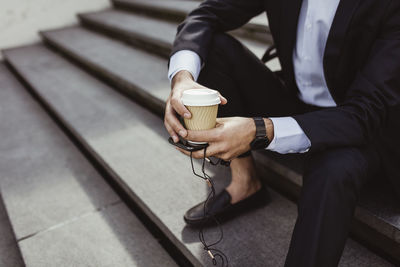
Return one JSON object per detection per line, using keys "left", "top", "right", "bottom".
{"left": 181, "top": 89, "right": 221, "bottom": 145}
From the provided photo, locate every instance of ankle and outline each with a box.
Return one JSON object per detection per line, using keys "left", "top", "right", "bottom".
{"left": 230, "top": 156, "right": 257, "bottom": 183}
{"left": 226, "top": 177, "right": 262, "bottom": 204}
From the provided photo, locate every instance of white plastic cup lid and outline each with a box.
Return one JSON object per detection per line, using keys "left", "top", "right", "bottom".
{"left": 181, "top": 89, "right": 221, "bottom": 106}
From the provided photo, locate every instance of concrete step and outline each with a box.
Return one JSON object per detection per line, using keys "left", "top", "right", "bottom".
{"left": 77, "top": 8, "right": 281, "bottom": 71}
{"left": 38, "top": 26, "right": 400, "bottom": 263}
{"left": 111, "top": 0, "right": 272, "bottom": 43}
{"left": 4, "top": 42, "right": 394, "bottom": 265}
{"left": 0, "top": 192, "right": 24, "bottom": 267}
{"left": 0, "top": 61, "right": 177, "bottom": 267}
{"left": 43, "top": 26, "right": 168, "bottom": 116}
{"left": 255, "top": 152, "right": 400, "bottom": 263}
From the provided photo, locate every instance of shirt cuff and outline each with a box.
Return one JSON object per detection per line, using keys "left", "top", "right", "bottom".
{"left": 266, "top": 117, "right": 311, "bottom": 154}
{"left": 168, "top": 50, "right": 202, "bottom": 82}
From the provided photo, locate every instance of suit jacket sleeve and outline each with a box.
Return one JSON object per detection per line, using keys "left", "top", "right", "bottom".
{"left": 293, "top": 0, "right": 400, "bottom": 152}
{"left": 171, "top": 0, "right": 264, "bottom": 61}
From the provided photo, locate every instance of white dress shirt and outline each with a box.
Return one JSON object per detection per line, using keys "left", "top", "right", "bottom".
{"left": 168, "top": 0, "right": 340, "bottom": 154}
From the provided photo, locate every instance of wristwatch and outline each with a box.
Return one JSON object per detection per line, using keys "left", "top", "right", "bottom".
{"left": 250, "top": 117, "right": 270, "bottom": 150}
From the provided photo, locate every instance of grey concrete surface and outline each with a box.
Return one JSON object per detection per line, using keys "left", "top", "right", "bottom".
{"left": 81, "top": 9, "right": 178, "bottom": 53}
{"left": 340, "top": 238, "right": 394, "bottom": 267}
{"left": 0, "top": 66, "right": 119, "bottom": 240}
{"left": 39, "top": 23, "right": 400, "bottom": 251}
{"left": 0, "top": 62, "right": 176, "bottom": 266}
{"left": 114, "top": 0, "right": 209, "bottom": 18}
{"left": 42, "top": 26, "right": 169, "bottom": 114}
{"left": 3, "top": 45, "right": 392, "bottom": 266}
{"left": 19, "top": 202, "right": 177, "bottom": 267}
{"left": 146, "top": 0, "right": 272, "bottom": 44}
{"left": 112, "top": 0, "right": 269, "bottom": 30}
{"left": 0, "top": 192, "right": 24, "bottom": 267}
{"left": 0, "top": 0, "right": 110, "bottom": 58}
{"left": 78, "top": 8, "right": 274, "bottom": 65}
{"left": 254, "top": 149, "right": 400, "bottom": 245}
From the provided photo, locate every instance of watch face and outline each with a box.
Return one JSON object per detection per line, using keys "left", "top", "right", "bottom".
{"left": 251, "top": 137, "right": 269, "bottom": 150}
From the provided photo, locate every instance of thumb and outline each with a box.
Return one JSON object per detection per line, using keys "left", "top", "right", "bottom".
{"left": 218, "top": 93, "right": 228, "bottom": 105}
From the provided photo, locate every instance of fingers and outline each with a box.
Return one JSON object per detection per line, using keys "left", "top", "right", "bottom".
{"left": 191, "top": 143, "right": 221, "bottom": 158}
{"left": 170, "top": 95, "right": 191, "bottom": 119}
{"left": 164, "top": 121, "right": 178, "bottom": 143}
{"left": 218, "top": 93, "right": 228, "bottom": 105}
{"left": 174, "top": 143, "right": 222, "bottom": 159}
{"left": 186, "top": 128, "right": 220, "bottom": 142}
{"left": 175, "top": 147, "right": 191, "bottom": 157}
{"left": 184, "top": 116, "right": 231, "bottom": 142}
{"left": 166, "top": 114, "right": 187, "bottom": 138}
{"left": 165, "top": 85, "right": 227, "bottom": 143}
{"left": 164, "top": 102, "right": 187, "bottom": 140}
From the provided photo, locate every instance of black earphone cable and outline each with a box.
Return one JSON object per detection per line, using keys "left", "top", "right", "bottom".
{"left": 190, "top": 147, "right": 229, "bottom": 267}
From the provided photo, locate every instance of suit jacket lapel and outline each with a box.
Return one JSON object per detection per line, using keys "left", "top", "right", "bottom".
{"left": 279, "top": 0, "right": 303, "bottom": 90}
{"left": 323, "top": 0, "right": 362, "bottom": 97}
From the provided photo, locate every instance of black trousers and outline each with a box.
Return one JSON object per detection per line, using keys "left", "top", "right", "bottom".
{"left": 197, "top": 33, "right": 381, "bottom": 267}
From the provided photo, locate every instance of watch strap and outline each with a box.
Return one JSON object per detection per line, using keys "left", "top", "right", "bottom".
{"left": 253, "top": 117, "right": 266, "bottom": 138}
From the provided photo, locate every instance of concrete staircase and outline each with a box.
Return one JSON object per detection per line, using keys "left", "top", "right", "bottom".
{"left": 0, "top": 0, "right": 398, "bottom": 266}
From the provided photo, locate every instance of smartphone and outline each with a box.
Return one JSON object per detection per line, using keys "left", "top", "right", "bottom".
{"left": 168, "top": 137, "right": 208, "bottom": 152}
{"left": 168, "top": 137, "right": 231, "bottom": 166}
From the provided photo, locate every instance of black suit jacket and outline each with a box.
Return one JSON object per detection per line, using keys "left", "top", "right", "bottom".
{"left": 171, "top": 0, "right": 400, "bottom": 196}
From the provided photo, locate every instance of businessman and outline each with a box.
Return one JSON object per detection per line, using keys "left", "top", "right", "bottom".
{"left": 164, "top": 0, "right": 400, "bottom": 265}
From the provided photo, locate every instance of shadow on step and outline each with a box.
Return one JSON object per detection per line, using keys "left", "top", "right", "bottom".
{"left": 0, "top": 193, "right": 24, "bottom": 266}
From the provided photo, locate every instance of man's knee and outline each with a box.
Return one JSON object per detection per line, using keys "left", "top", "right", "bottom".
{"left": 303, "top": 147, "right": 368, "bottom": 199}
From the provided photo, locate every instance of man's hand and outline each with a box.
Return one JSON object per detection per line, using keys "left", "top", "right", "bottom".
{"left": 164, "top": 70, "right": 227, "bottom": 143}
{"left": 176, "top": 117, "right": 255, "bottom": 160}
{"left": 175, "top": 117, "right": 273, "bottom": 161}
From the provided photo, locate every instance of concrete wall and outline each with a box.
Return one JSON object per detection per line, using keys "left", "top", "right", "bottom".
{"left": 0, "top": 0, "right": 110, "bottom": 58}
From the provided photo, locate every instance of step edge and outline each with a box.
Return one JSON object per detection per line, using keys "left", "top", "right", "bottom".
{"left": 111, "top": 0, "right": 272, "bottom": 41}
{"left": 40, "top": 30, "right": 166, "bottom": 117}
{"left": 3, "top": 49, "right": 201, "bottom": 267}
{"left": 78, "top": 12, "right": 272, "bottom": 62}
{"left": 78, "top": 14, "right": 172, "bottom": 58}
{"left": 113, "top": 0, "right": 188, "bottom": 22}
{"left": 0, "top": 189, "right": 25, "bottom": 266}
{"left": 253, "top": 151, "right": 400, "bottom": 234}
